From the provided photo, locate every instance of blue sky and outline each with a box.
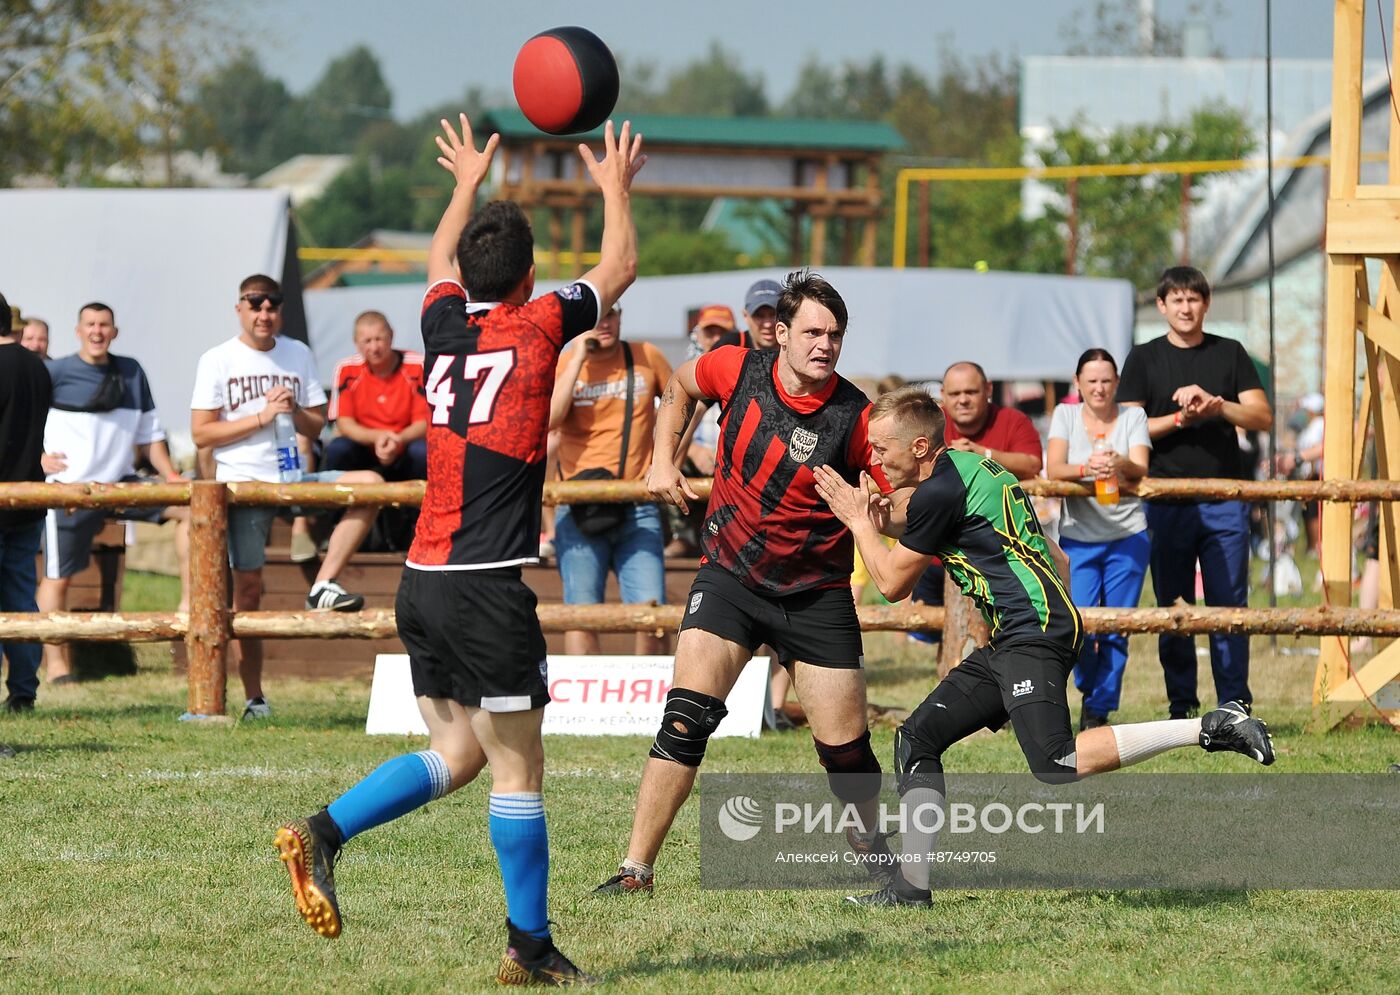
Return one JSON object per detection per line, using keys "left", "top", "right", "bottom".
{"left": 262, "top": 1, "right": 1380, "bottom": 118}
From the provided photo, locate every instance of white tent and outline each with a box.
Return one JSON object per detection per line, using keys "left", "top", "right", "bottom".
{"left": 0, "top": 189, "right": 303, "bottom": 460}
{"left": 304, "top": 266, "right": 1134, "bottom": 387}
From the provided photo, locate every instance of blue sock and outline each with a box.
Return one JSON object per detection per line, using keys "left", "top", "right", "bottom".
{"left": 489, "top": 792, "right": 549, "bottom": 938}
{"left": 326, "top": 750, "right": 451, "bottom": 843}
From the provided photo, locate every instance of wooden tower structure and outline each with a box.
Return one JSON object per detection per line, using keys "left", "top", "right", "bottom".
{"left": 1318, "top": 0, "right": 1400, "bottom": 726}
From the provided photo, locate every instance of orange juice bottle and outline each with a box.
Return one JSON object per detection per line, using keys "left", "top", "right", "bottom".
{"left": 1093, "top": 433, "right": 1119, "bottom": 506}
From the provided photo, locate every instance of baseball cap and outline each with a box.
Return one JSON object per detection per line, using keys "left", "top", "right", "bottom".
{"left": 1299, "top": 392, "right": 1324, "bottom": 414}
{"left": 744, "top": 278, "right": 782, "bottom": 314}
{"left": 695, "top": 304, "right": 736, "bottom": 331}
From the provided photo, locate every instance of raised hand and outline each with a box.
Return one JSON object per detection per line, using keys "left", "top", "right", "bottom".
{"left": 435, "top": 113, "right": 500, "bottom": 191}
{"left": 813, "top": 465, "right": 874, "bottom": 529}
{"left": 577, "top": 120, "right": 647, "bottom": 194}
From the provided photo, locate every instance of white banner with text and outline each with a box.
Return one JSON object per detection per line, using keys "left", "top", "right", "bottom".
{"left": 366, "top": 654, "right": 769, "bottom": 739}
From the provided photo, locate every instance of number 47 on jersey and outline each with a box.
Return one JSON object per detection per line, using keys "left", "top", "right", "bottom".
{"left": 425, "top": 350, "right": 515, "bottom": 426}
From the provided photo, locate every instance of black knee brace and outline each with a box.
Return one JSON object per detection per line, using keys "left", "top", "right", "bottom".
{"left": 813, "top": 730, "right": 882, "bottom": 803}
{"left": 893, "top": 723, "right": 947, "bottom": 797}
{"left": 649, "top": 688, "right": 728, "bottom": 767}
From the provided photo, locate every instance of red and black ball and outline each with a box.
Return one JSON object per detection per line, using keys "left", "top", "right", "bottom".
{"left": 513, "top": 26, "right": 619, "bottom": 135}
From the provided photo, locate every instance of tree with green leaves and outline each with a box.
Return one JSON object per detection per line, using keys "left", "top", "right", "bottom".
{"left": 1023, "top": 105, "right": 1255, "bottom": 290}
{"left": 1, "top": 0, "right": 221, "bottom": 185}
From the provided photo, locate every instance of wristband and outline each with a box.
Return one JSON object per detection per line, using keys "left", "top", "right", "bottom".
{"left": 983, "top": 447, "right": 992, "bottom": 459}
{"left": 1173, "top": 411, "right": 1182, "bottom": 429}
{"left": 1078, "top": 463, "right": 1086, "bottom": 478}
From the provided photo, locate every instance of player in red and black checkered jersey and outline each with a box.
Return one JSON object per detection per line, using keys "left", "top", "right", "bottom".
{"left": 276, "top": 113, "right": 645, "bottom": 986}
{"left": 594, "top": 271, "right": 909, "bottom": 897}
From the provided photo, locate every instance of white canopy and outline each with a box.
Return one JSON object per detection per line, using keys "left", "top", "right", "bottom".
{"left": 304, "top": 266, "right": 1134, "bottom": 387}
{"left": 0, "top": 189, "right": 301, "bottom": 460}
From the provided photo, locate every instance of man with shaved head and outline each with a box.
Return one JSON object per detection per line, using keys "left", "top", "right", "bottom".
{"left": 911, "top": 361, "right": 1045, "bottom": 624}
{"left": 939, "top": 361, "right": 1042, "bottom": 481}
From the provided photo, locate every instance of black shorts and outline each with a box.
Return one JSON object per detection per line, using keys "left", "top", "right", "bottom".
{"left": 678, "top": 564, "right": 864, "bottom": 668}
{"left": 904, "top": 640, "right": 1080, "bottom": 780}
{"left": 933, "top": 641, "right": 1076, "bottom": 731}
{"left": 395, "top": 566, "right": 549, "bottom": 712}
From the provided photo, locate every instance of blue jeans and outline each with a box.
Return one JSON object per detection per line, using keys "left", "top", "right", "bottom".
{"left": 1061, "top": 531, "right": 1150, "bottom": 716}
{"left": 226, "top": 470, "right": 346, "bottom": 571}
{"left": 0, "top": 520, "right": 43, "bottom": 701}
{"left": 324, "top": 435, "right": 427, "bottom": 481}
{"left": 1145, "top": 500, "right": 1252, "bottom": 714}
{"left": 555, "top": 503, "right": 666, "bottom": 604}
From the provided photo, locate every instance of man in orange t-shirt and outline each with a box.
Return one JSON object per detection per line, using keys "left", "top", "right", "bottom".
{"left": 550, "top": 304, "right": 673, "bottom": 654}
{"left": 325, "top": 311, "right": 428, "bottom": 481}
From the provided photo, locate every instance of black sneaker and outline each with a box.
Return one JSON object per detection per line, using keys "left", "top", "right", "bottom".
{"left": 844, "top": 827, "right": 897, "bottom": 884}
{"left": 305, "top": 580, "right": 364, "bottom": 612}
{"left": 497, "top": 921, "right": 596, "bottom": 987}
{"left": 1079, "top": 710, "right": 1109, "bottom": 731}
{"left": 1169, "top": 706, "right": 1201, "bottom": 721}
{"left": 591, "top": 866, "right": 653, "bottom": 895}
{"left": 845, "top": 879, "right": 933, "bottom": 907}
{"left": 274, "top": 817, "right": 343, "bottom": 938}
{"left": 1199, "top": 700, "right": 1275, "bottom": 766}
{"left": 4, "top": 696, "right": 35, "bottom": 714}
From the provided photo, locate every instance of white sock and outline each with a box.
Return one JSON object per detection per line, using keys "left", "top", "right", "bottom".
{"left": 897, "top": 787, "right": 943, "bottom": 892}
{"left": 1110, "top": 718, "right": 1202, "bottom": 767}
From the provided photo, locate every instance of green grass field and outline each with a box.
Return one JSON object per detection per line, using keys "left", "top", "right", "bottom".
{"left": 1, "top": 571, "right": 1397, "bottom": 993}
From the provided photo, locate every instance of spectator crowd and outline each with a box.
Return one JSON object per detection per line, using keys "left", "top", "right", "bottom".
{"left": 2, "top": 260, "right": 1360, "bottom": 731}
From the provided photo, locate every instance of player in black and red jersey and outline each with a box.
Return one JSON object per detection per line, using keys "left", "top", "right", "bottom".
{"left": 275, "top": 112, "right": 644, "bottom": 987}
{"left": 594, "top": 271, "right": 903, "bottom": 895}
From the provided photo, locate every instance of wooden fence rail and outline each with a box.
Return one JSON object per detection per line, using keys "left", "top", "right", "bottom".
{"left": 0, "top": 478, "right": 1395, "bottom": 720}
{"left": 7, "top": 604, "right": 1400, "bottom": 644}
{"left": 4, "top": 477, "right": 1400, "bottom": 511}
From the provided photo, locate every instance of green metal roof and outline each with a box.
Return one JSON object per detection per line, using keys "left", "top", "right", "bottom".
{"left": 480, "top": 108, "right": 903, "bottom": 153}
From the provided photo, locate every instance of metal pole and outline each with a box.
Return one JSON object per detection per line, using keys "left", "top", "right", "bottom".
{"left": 184, "top": 481, "right": 229, "bottom": 720}
{"left": 1265, "top": 0, "right": 1280, "bottom": 644}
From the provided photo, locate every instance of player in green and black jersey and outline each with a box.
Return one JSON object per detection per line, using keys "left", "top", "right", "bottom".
{"left": 814, "top": 386, "right": 1276, "bottom": 908}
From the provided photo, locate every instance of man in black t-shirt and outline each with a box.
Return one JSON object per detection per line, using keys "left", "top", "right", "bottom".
{"left": 1117, "top": 267, "right": 1273, "bottom": 718}
{"left": 0, "top": 292, "right": 53, "bottom": 718}
{"left": 815, "top": 386, "right": 1276, "bottom": 907}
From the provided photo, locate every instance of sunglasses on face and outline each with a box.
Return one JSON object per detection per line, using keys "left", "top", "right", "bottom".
{"left": 240, "top": 293, "right": 284, "bottom": 311}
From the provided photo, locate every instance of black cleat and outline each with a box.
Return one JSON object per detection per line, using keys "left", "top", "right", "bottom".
{"left": 845, "top": 880, "right": 933, "bottom": 907}
{"left": 274, "top": 818, "right": 343, "bottom": 938}
{"left": 844, "top": 827, "right": 898, "bottom": 884}
{"left": 591, "top": 866, "right": 653, "bottom": 895}
{"left": 497, "top": 922, "right": 596, "bottom": 987}
{"left": 1199, "top": 700, "right": 1275, "bottom": 766}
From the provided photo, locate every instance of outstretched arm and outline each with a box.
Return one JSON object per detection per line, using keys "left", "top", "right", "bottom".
{"left": 427, "top": 113, "right": 500, "bottom": 287}
{"left": 577, "top": 120, "right": 646, "bottom": 314}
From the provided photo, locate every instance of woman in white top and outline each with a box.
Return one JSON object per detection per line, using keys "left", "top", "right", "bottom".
{"left": 1047, "top": 349, "right": 1152, "bottom": 730}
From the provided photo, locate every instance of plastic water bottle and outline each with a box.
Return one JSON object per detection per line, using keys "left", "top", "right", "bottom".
{"left": 1092, "top": 433, "right": 1119, "bottom": 506}
{"left": 274, "top": 412, "right": 301, "bottom": 483}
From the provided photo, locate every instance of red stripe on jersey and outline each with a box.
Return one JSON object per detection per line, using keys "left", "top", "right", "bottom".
{"left": 747, "top": 434, "right": 789, "bottom": 499}
{"left": 415, "top": 427, "right": 466, "bottom": 559}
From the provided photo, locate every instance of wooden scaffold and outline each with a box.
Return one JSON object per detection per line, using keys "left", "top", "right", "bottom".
{"left": 1316, "top": 0, "right": 1400, "bottom": 726}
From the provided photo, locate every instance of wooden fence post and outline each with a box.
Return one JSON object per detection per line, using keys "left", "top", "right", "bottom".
{"left": 938, "top": 572, "right": 988, "bottom": 679}
{"left": 184, "top": 481, "right": 229, "bottom": 720}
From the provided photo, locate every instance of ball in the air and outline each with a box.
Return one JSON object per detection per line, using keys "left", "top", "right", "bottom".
{"left": 513, "top": 26, "right": 619, "bottom": 135}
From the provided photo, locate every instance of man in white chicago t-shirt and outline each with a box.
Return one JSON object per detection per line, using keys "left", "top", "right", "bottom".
{"left": 191, "top": 274, "right": 381, "bottom": 720}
